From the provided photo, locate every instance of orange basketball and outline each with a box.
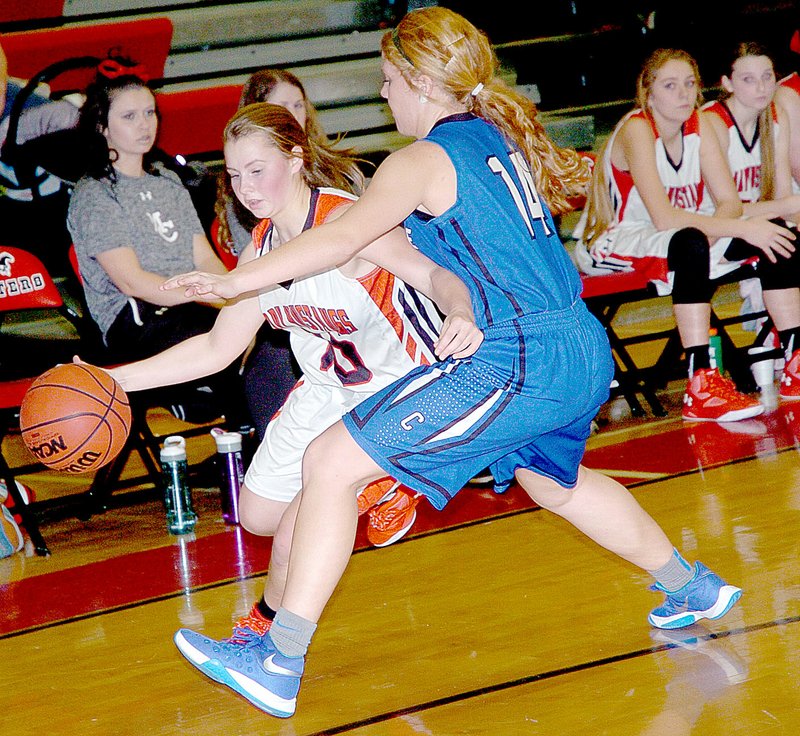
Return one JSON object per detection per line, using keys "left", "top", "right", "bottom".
{"left": 19, "top": 363, "right": 132, "bottom": 474}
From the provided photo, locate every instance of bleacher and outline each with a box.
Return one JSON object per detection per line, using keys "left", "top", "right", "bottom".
{"left": 0, "top": 0, "right": 598, "bottom": 166}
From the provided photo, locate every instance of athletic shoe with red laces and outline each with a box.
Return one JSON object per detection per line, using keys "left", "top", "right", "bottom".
{"left": 356, "top": 476, "right": 398, "bottom": 516}
{"left": 682, "top": 368, "right": 764, "bottom": 423}
{"left": 779, "top": 349, "right": 800, "bottom": 401}
{"left": 366, "top": 484, "right": 421, "bottom": 547}
{"left": 225, "top": 603, "right": 272, "bottom": 644}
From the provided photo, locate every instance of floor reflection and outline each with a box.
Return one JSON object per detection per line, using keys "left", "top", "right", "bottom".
{"left": 641, "top": 626, "right": 748, "bottom": 735}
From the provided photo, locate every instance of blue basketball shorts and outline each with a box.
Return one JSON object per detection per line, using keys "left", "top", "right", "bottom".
{"left": 343, "top": 300, "right": 614, "bottom": 510}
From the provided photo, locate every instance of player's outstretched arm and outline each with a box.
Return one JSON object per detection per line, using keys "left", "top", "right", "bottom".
{"left": 81, "top": 295, "right": 263, "bottom": 392}
{"left": 163, "top": 143, "right": 434, "bottom": 300}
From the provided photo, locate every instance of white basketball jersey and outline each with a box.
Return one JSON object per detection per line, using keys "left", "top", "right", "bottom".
{"left": 254, "top": 188, "right": 442, "bottom": 396}
{"left": 607, "top": 108, "right": 709, "bottom": 226}
{"left": 703, "top": 99, "right": 778, "bottom": 203}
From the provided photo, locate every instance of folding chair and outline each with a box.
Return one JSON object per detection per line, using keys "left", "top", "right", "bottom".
{"left": 581, "top": 271, "right": 668, "bottom": 417}
{"left": 0, "top": 245, "right": 172, "bottom": 553}
{"left": 581, "top": 265, "right": 781, "bottom": 418}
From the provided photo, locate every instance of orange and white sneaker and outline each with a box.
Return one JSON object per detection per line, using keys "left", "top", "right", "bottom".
{"left": 356, "top": 477, "right": 398, "bottom": 516}
{"left": 780, "top": 350, "right": 800, "bottom": 401}
{"left": 682, "top": 368, "right": 764, "bottom": 423}
{"left": 366, "top": 484, "right": 421, "bottom": 547}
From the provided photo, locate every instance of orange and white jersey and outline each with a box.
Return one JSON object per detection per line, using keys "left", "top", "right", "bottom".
{"left": 703, "top": 99, "right": 779, "bottom": 203}
{"left": 253, "top": 187, "right": 442, "bottom": 396}
{"left": 607, "top": 108, "right": 710, "bottom": 226}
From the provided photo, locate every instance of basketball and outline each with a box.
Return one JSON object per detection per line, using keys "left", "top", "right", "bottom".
{"left": 19, "top": 363, "right": 132, "bottom": 474}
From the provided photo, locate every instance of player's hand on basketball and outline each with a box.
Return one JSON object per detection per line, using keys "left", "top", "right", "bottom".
{"left": 743, "top": 218, "right": 795, "bottom": 262}
{"left": 161, "top": 271, "right": 239, "bottom": 300}
{"left": 73, "top": 356, "right": 120, "bottom": 384}
{"left": 435, "top": 311, "right": 483, "bottom": 359}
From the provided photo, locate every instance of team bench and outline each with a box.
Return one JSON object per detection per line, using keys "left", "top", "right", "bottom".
{"left": 579, "top": 265, "right": 781, "bottom": 418}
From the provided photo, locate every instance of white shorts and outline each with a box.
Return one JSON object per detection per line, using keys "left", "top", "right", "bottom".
{"left": 582, "top": 222, "right": 743, "bottom": 295}
{"left": 244, "top": 378, "right": 371, "bottom": 502}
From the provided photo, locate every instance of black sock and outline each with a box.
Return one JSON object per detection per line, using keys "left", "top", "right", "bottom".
{"left": 778, "top": 328, "right": 800, "bottom": 357}
{"left": 257, "top": 597, "right": 277, "bottom": 621}
{"left": 686, "top": 345, "right": 711, "bottom": 375}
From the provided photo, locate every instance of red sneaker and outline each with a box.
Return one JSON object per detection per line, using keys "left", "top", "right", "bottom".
{"left": 366, "top": 485, "right": 421, "bottom": 547}
{"left": 682, "top": 368, "right": 764, "bottom": 422}
{"left": 780, "top": 350, "right": 800, "bottom": 401}
{"left": 356, "top": 477, "right": 397, "bottom": 516}
{"left": 779, "top": 404, "right": 800, "bottom": 444}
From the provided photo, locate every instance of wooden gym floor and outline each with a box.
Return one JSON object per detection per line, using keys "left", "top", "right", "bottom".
{"left": 3, "top": 362, "right": 800, "bottom": 734}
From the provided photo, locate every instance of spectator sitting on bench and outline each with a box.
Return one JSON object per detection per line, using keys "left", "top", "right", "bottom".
{"left": 67, "top": 56, "right": 249, "bottom": 426}
{"left": 574, "top": 48, "right": 799, "bottom": 423}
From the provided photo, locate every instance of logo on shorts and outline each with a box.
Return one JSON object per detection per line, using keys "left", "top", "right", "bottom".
{"left": 400, "top": 411, "right": 425, "bottom": 431}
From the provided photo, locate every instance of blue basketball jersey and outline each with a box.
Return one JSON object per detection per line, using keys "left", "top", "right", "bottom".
{"left": 344, "top": 113, "right": 613, "bottom": 509}
{"left": 404, "top": 113, "right": 582, "bottom": 329}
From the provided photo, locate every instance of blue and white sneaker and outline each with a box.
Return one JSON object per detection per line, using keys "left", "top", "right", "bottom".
{"left": 174, "top": 629, "right": 303, "bottom": 718}
{"left": 648, "top": 562, "right": 742, "bottom": 629}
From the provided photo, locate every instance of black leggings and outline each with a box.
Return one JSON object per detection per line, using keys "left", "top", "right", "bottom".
{"left": 667, "top": 221, "right": 800, "bottom": 305}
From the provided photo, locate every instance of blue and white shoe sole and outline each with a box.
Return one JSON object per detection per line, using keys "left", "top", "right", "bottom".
{"left": 223, "top": 667, "right": 297, "bottom": 718}
{"left": 174, "top": 631, "right": 237, "bottom": 687}
{"left": 648, "top": 586, "right": 743, "bottom": 629}
{"left": 173, "top": 631, "right": 296, "bottom": 718}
